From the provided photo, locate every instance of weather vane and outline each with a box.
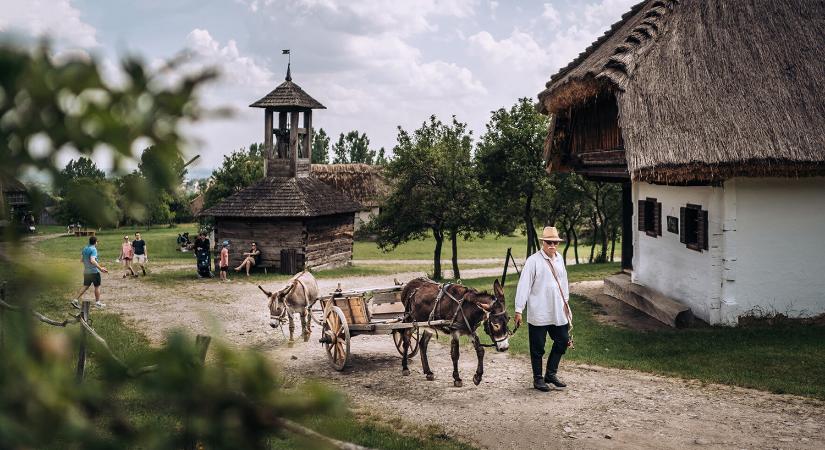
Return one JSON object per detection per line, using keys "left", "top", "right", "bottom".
{"left": 282, "top": 49, "right": 291, "bottom": 81}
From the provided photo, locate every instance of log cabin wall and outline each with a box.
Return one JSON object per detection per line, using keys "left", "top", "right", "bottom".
{"left": 305, "top": 213, "right": 355, "bottom": 269}
{"left": 556, "top": 93, "right": 628, "bottom": 180}
{"left": 215, "top": 218, "right": 306, "bottom": 269}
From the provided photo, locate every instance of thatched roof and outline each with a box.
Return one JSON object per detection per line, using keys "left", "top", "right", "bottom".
{"left": 200, "top": 177, "right": 360, "bottom": 218}
{"left": 538, "top": 0, "right": 825, "bottom": 183}
{"left": 250, "top": 65, "right": 325, "bottom": 111}
{"left": 1, "top": 176, "right": 27, "bottom": 193}
{"left": 310, "top": 164, "right": 389, "bottom": 208}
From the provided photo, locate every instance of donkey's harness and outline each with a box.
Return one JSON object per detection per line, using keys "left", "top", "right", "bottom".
{"left": 408, "top": 279, "right": 515, "bottom": 348}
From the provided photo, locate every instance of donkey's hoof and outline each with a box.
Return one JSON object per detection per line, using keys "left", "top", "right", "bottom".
{"left": 402, "top": 369, "right": 411, "bottom": 376}
{"left": 269, "top": 322, "right": 278, "bottom": 328}
{"left": 473, "top": 374, "right": 482, "bottom": 385}
{"left": 426, "top": 373, "right": 435, "bottom": 381}
{"left": 453, "top": 380, "right": 463, "bottom": 388}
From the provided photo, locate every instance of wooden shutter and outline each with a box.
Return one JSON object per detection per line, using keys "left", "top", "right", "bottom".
{"left": 679, "top": 207, "right": 686, "bottom": 244}
{"left": 638, "top": 200, "right": 646, "bottom": 231}
{"left": 654, "top": 201, "right": 662, "bottom": 236}
{"left": 697, "top": 209, "right": 709, "bottom": 250}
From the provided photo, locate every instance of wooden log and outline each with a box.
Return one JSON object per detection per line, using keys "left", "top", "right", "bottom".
{"left": 603, "top": 273, "right": 694, "bottom": 328}
{"left": 75, "top": 300, "right": 90, "bottom": 382}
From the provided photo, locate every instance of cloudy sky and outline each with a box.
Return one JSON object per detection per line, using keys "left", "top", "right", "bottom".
{"left": 0, "top": 0, "right": 637, "bottom": 177}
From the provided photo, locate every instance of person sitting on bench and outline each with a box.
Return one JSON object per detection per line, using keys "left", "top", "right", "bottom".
{"left": 234, "top": 242, "right": 261, "bottom": 277}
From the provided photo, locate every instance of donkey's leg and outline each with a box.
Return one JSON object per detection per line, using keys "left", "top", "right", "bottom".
{"left": 420, "top": 330, "right": 434, "bottom": 380}
{"left": 300, "top": 309, "right": 310, "bottom": 342}
{"left": 287, "top": 313, "right": 295, "bottom": 343}
{"left": 451, "top": 331, "right": 462, "bottom": 387}
{"left": 401, "top": 329, "right": 411, "bottom": 376}
{"left": 472, "top": 336, "right": 485, "bottom": 386}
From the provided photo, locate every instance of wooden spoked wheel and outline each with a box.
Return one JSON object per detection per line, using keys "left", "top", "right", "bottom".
{"left": 393, "top": 328, "right": 420, "bottom": 358}
{"left": 323, "top": 306, "right": 350, "bottom": 371}
{"left": 308, "top": 298, "right": 325, "bottom": 326}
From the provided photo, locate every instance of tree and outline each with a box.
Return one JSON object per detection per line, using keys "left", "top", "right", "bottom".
{"left": 57, "top": 177, "right": 120, "bottom": 227}
{"left": 203, "top": 143, "right": 264, "bottom": 211}
{"left": 311, "top": 128, "right": 330, "bottom": 164}
{"left": 332, "top": 130, "right": 379, "bottom": 164}
{"left": 476, "top": 98, "right": 550, "bottom": 258}
{"left": 370, "top": 116, "right": 481, "bottom": 279}
{"left": 57, "top": 157, "right": 105, "bottom": 195}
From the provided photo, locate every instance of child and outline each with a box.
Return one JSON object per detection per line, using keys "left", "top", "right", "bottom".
{"left": 219, "top": 240, "right": 230, "bottom": 282}
{"left": 120, "top": 235, "right": 136, "bottom": 278}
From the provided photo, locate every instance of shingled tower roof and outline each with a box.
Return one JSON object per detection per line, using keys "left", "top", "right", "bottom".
{"left": 250, "top": 63, "right": 326, "bottom": 111}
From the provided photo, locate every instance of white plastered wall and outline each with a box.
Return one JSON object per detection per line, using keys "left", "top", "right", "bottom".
{"left": 720, "top": 177, "right": 825, "bottom": 323}
{"left": 632, "top": 182, "right": 724, "bottom": 322}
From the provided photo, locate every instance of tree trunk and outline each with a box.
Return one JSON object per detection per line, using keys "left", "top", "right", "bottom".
{"left": 572, "top": 227, "right": 580, "bottom": 265}
{"left": 610, "top": 227, "right": 617, "bottom": 262}
{"left": 598, "top": 211, "right": 609, "bottom": 263}
{"left": 450, "top": 228, "right": 460, "bottom": 280}
{"left": 432, "top": 228, "right": 444, "bottom": 280}
{"left": 589, "top": 214, "right": 597, "bottom": 264}
{"left": 562, "top": 226, "right": 571, "bottom": 261}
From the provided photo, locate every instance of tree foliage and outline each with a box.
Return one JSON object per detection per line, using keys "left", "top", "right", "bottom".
{"left": 311, "top": 128, "right": 330, "bottom": 164}
{"left": 370, "top": 116, "right": 480, "bottom": 279}
{"left": 57, "top": 177, "right": 120, "bottom": 227}
{"left": 476, "top": 98, "right": 549, "bottom": 258}
{"left": 332, "top": 130, "right": 387, "bottom": 165}
{"left": 202, "top": 143, "right": 264, "bottom": 211}
{"left": 57, "top": 157, "right": 105, "bottom": 195}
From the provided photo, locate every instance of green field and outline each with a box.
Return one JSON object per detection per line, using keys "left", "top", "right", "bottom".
{"left": 35, "top": 224, "right": 201, "bottom": 264}
{"left": 462, "top": 271, "right": 825, "bottom": 400}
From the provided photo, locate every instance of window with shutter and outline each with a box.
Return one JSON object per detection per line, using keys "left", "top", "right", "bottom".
{"left": 639, "top": 197, "right": 661, "bottom": 237}
{"left": 682, "top": 203, "right": 707, "bottom": 252}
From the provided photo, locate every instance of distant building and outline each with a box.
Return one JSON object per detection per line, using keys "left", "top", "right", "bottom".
{"left": 538, "top": 0, "right": 825, "bottom": 325}
{"left": 201, "top": 65, "right": 360, "bottom": 271}
{"left": 311, "top": 163, "right": 388, "bottom": 231}
{"left": 1, "top": 177, "right": 29, "bottom": 220}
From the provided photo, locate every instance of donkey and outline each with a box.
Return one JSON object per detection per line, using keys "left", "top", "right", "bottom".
{"left": 258, "top": 270, "right": 319, "bottom": 342}
{"left": 399, "top": 277, "right": 511, "bottom": 387}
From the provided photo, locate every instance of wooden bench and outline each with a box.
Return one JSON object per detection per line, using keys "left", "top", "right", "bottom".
{"left": 74, "top": 230, "right": 96, "bottom": 237}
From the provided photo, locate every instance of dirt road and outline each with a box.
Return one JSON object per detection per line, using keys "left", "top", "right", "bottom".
{"left": 93, "top": 263, "right": 825, "bottom": 449}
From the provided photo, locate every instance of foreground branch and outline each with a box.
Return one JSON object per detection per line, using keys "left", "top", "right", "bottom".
{"left": 276, "top": 418, "right": 374, "bottom": 450}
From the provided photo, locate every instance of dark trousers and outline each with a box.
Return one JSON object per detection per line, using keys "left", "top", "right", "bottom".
{"left": 528, "top": 323, "right": 569, "bottom": 380}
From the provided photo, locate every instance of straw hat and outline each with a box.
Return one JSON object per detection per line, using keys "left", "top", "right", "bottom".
{"left": 539, "top": 226, "right": 564, "bottom": 242}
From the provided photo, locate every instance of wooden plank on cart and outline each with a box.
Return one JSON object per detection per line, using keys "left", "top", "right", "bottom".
{"left": 371, "top": 290, "right": 402, "bottom": 305}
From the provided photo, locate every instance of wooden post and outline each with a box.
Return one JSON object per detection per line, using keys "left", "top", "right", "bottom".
{"left": 278, "top": 112, "right": 288, "bottom": 158}
{"left": 75, "top": 300, "right": 90, "bottom": 382}
{"left": 185, "top": 335, "right": 211, "bottom": 450}
{"left": 289, "top": 111, "right": 299, "bottom": 177}
{"left": 303, "top": 110, "right": 312, "bottom": 161}
{"left": 621, "top": 181, "right": 633, "bottom": 271}
{"left": 501, "top": 248, "right": 512, "bottom": 287}
{"left": 264, "top": 109, "right": 273, "bottom": 177}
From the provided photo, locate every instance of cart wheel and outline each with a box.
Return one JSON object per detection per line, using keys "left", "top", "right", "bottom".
{"left": 322, "top": 306, "right": 350, "bottom": 371}
{"left": 393, "top": 328, "right": 420, "bottom": 358}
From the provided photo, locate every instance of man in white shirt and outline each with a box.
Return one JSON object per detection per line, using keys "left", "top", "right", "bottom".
{"left": 514, "top": 226, "right": 572, "bottom": 392}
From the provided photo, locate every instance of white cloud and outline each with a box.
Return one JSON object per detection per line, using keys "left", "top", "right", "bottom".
{"left": 468, "top": 29, "right": 549, "bottom": 71}
{"left": 0, "top": 0, "right": 98, "bottom": 48}
{"left": 184, "top": 29, "right": 274, "bottom": 89}
{"left": 542, "top": 3, "right": 561, "bottom": 26}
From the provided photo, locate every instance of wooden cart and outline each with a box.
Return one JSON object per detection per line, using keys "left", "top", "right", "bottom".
{"left": 311, "top": 285, "right": 447, "bottom": 371}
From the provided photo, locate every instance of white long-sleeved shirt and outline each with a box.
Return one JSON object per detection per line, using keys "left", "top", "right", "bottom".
{"left": 514, "top": 249, "right": 570, "bottom": 326}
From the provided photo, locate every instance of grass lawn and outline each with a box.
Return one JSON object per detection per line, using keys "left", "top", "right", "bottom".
{"left": 35, "top": 223, "right": 201, "bottom": 264}
{"left": 0, "top": 258, "right": 474, "bottom": 449}
{"left": 354, "top": 232, "right": 620, "bottom": 262}
{"left": 461, "top": 269, "right": 825, "bottom": 400}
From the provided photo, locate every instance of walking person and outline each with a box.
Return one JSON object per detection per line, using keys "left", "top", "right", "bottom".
{"left": 119, "top": 235, "right": 136, "bottom": 278}
{"left": 71, "top": 236, "right": 109, "bottom": 309}
{"left": 132, "top": 232, "right": 148, "bottom": 276}
{"left": 514, "top": 226, "right": 573, "bottom": 392}
{"left": 194, "top": 232, "right": 213, "bottom": 278}
{"left": 219, "top": 240, "right": 230, "bottom": 282}
{"left": 233, "top": 242, "right": 260, "bottom": 277}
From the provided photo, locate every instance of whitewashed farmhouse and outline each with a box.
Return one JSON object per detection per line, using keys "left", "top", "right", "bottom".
{"left": 538, "top": 0, "right": 825, "bottom": 325}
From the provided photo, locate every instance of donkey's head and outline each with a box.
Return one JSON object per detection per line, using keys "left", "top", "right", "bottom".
{"left": 259, "top": 283, "right": 295, "bottom": 323}
{"left": 477, "top": 279, "right": 510, "bottom": 352}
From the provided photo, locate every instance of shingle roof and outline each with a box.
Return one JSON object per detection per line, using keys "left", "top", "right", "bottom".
{"left": 200, "top": 176, "right": 360, "bottom": 218}
{"left": 249, "top": 76, "right": 325, "bottom": 110}
{"left": 538, "top": 0, "right": 825, "bottom": 182}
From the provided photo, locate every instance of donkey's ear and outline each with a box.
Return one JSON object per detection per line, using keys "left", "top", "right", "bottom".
{"left": 280, "top": 283, "right": 295, "bottom": 296}
{"left": 493, "top": 279, "right": 504, "bottom": 299}
{"left": 258, "top": 285, "right": 273, "bottom": 297}
{"left": 477, "top": 301, "right": 492, "bottom": 311}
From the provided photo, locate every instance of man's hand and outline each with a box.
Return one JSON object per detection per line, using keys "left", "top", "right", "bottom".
{"left": 514, "top": 312, "right": 522, "bottom": 328}
{"left": 101, "top": 267, "right": 108, "bottom": 273}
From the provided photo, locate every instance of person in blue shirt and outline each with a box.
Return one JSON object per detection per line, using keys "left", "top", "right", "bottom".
{"left": 71, "top": 236, "right": 109, "bottom": 309}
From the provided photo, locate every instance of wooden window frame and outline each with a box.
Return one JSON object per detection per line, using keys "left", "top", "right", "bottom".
{"left": 637, "top": 197, "right": 662, "bottom": 238}
{"left": 680, "top": 203, "right": 708, "bottom": 252}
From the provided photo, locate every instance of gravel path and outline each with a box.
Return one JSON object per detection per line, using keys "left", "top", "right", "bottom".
{"left": 85, "top": 262, "right": 825, "bottom": 449}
